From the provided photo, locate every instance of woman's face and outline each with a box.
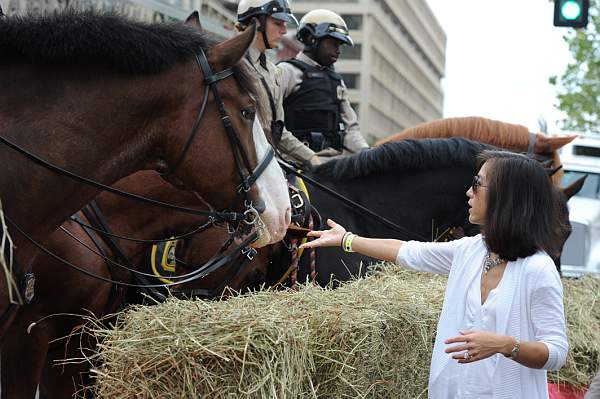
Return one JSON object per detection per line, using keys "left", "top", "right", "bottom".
{"left": 466, "top": 161, "right": 490, "bottom": 225}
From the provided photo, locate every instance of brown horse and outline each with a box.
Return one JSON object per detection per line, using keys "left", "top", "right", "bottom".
{"left": 3, "top": 171, "right": 280, "bottom": 398}
{"left": 0, "top": 12, "right": 290, "bottom": 341}
{"left": 376, "top": 116, "right": 577, "bottom": 185}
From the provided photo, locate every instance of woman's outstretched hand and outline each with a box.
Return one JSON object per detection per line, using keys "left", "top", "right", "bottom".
{"left": 299, "top": 219, "right": 347, "bottom": 249}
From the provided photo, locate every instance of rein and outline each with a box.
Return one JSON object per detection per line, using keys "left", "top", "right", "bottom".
{"left": 5, "top": 212, "right": 257, "bottom": 290}
{"left": 278, "top": 160, "right": 429, "bottom": 241}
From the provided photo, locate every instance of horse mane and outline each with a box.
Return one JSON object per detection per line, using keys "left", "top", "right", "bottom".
{"left": 0, "top": 10, "right": 263, "bottom": 114}
{"left": 377, "top": 117, "right": 530, "bottom": 151}
{"left": 313, "top": 138, "right": 494, "bottom": 180}
{"left": 0, "top": 10, "right": 213, "bottom": 75}
{"left": 376, "top": 116, "right": 564, "bottom": 186}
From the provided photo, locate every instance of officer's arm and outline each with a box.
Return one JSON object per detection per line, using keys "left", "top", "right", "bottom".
{"left": 339, "top": 80, "right": 369, "bottom": 152}
{"left": 278, "top": 61, "right": 299, "bottom": 99}
{"left": 278, "top": 129, "right": 317, "bottom": 164}
{"left": 274, "top": 63, "right": 318, "bottom": 165}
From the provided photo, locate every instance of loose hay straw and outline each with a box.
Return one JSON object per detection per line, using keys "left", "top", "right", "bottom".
{"left": 89, "top": 264, "right": 599, "bottom": 398}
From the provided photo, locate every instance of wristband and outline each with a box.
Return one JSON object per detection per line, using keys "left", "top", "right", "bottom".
{"left": 341, "top": 232, "right": 351, "bottom": 250}
{"left": 342, "top": 232, "right": 356, "bottom": 253}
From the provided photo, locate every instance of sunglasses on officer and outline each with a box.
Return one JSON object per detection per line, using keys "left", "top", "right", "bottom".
{"left": 471, "top": 175, "right": 487, "bottom": 194}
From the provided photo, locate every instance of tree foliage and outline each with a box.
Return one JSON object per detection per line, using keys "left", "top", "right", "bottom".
{"left": 550, "top": 0, "right": 600, "bottom": 134}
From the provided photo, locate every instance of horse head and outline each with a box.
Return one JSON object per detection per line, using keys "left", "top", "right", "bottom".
{"left": 153, "top": 19, "right": 290, "bottom": 248}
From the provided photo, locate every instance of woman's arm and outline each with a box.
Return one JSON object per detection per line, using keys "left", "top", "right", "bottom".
{"left": 300, "top": 219, "right": 403, "bottom": 262}
{"left": 445, "top": 263, "right": 568, "bottom": 370}
{"left": 444, "top": 332, "right": 550, "bottom": 368}
{"left": 301, "top": 219, "right": 460, "bottom": 274}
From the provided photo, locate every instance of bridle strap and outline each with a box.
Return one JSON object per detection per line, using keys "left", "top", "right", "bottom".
{"left": 6, "top": 212, "right": 258, "bottom": 289}
{"left": 194, "top": 51, "right": 256, "bottom": 193}
{"left": 0, "top": 134, "right": 243, "bottom": 222}
{"left": 238, "top": 146, "right": 274, "bottom": 192}
{"left": 163, "top": 79, "right": 210, "bottom": 176}
{"left": 82, "top": 201, "right": 134, "bottom": 269}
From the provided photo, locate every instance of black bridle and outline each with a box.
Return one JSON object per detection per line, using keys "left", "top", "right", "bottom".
{"left": 163, "top": 50, "right": 275, "bottom": 197}
{"left": 0, "top": 46, "right": 276, "bottom": 303}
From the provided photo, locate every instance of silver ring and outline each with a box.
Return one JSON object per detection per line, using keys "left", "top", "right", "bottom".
{"left": 464, "top": 351, "right": 470, "bottom": 360}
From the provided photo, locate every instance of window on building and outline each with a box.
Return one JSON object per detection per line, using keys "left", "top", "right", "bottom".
{"left": 342, "top": 43, "right": 361, "bottom": 60}
{"left": 341, "top": 14, "right": 363, "bottom": 30}
{"left": 341, "top": 73, "right": 360, "bottom": 89}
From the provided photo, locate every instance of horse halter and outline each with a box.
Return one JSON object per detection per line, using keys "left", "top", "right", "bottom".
{"left": 162, "top": 47, "right": 275, "bottom": 228}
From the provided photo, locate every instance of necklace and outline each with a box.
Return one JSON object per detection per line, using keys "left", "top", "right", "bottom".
{"left": 483, "top": 252, "right": 504, "bottom": 274}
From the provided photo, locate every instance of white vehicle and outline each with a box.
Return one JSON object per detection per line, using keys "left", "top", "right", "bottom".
{"left": 560, "top": 136, "right": 600, "bottom": 277}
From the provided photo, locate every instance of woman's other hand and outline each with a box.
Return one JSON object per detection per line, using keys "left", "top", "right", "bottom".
{"left": 444, "top": 330, "right": 513, "bottom": 363}
{"left": 299, "top": 219, "right": 346, "bottom": 249}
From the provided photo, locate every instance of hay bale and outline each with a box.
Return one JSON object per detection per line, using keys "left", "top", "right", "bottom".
{"left": 90, "top": 265, "right": 600, "bottom": 398}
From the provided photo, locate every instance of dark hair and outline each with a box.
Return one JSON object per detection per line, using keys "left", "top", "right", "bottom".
{"left": 479, "top": 150, "right": 568, "bottom": 261}
{"left": 312, "top": 138, "right": 492, "bottom": 180}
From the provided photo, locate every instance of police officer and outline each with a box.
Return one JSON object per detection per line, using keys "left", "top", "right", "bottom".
{"left": 279, "top": 9, "right": 369, "bottom": 159}
{"left": 236, "top": 0, "right": 321, "bottom": 167}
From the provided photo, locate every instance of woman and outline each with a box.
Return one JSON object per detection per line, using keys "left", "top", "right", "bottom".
{"left": 301, "top": 150, "right": 569, "bottom": 398}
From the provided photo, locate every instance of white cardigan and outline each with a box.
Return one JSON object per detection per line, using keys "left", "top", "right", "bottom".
{"left": 396, "top": 235, "right": 568, "bottom": 399}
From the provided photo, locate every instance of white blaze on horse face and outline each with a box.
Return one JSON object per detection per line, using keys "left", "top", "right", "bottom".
{"left": 251, "top": 118, "right": 291, "bottom": 247}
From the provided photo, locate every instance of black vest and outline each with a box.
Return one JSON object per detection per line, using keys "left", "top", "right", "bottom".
{"left": 282, "top": 59, "right": 345, "bottom": 152}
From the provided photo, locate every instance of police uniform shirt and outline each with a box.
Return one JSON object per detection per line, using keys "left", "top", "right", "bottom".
{"left": 279, "top": 52, "right": 369, "bottom": 155}
{"left": 245, "top": 47, "right": 316, "bottom": 164}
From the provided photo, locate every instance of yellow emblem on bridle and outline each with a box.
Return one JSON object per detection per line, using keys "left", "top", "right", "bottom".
{"left": 150, "top": 239, "right": 178, "bottom": 284}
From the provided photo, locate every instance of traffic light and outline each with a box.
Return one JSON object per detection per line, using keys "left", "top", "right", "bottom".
{"left": 554, "top": 0, "right": 589, "bottom": 28}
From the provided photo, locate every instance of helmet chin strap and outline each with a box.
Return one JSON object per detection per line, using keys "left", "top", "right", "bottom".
{"left": 257, "top": 15, "right": 272, "bottom": 50}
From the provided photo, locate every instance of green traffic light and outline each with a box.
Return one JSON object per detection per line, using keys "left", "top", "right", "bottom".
{"left": 561, "top": 0, "right": 582, "bottom": 20}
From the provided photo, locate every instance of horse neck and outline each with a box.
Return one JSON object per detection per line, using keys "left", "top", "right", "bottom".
{"left": 310, "top": 168, "right": 474, "bottom": 241}
{"left": 0, "top": 63, "right": 191, "bottom": 259}
{"left": 91, "top": 172, "right": 207, "bottom": 262}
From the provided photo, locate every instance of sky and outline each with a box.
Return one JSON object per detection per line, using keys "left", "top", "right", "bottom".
{"left": 425, "top": 0, "right": 575, "bottom": 134}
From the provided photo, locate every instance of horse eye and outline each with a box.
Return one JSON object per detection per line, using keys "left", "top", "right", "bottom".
{"left": 241, "top": 108, "right": 255, "bottom": 120}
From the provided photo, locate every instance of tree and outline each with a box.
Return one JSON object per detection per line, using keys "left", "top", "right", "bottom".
{"left": 550, "top": 0, "right": 600, "bottom": 134}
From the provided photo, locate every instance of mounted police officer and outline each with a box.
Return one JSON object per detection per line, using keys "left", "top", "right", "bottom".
{"left": 236, "top": 0, "right": 321, "bottom": 168}
{"left": 279, "top": 9, "right": 369, "bottom": 159}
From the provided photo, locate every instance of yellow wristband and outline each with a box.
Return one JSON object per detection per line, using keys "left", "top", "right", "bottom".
{"left": 343, "top": 233, "right": 356, "bottom": 253}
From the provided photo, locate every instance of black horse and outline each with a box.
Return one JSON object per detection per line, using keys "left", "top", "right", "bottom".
{"left": 271, "top": 138, "right": 582, "bottom": 287}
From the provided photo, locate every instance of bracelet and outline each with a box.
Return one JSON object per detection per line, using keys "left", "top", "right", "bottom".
{"left": 341, "top": 232, "right": 351, "bottom": 251}
{"left": 503, "top": 337, "right": 520, "bottom": 360}
{"left": 341, "top": 232, "right": 356, "bottom": 253}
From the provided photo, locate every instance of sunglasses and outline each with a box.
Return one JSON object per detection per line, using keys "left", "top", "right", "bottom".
{"left": 471, "top": 175, "right": 487, "bottom": 193}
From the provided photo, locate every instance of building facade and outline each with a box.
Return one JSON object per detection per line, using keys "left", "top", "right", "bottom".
{"left": 283, "top": 0, "right": 446, "bottom": 143}
{"left": 4, "top": 0, "right": 236, "bottom": 39}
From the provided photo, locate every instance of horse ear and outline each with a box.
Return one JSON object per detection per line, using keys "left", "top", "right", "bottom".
{"left": 561, "top": 175, "right": 587, "bottom": 200}
{"left": 208, "top": 23, "right": 257, "bottom": 70}
{"left": 534, "top": 133, "right": 578, "bottom": 153}
{"left": 185, "top": 11, "right": 202, "bottom": 30}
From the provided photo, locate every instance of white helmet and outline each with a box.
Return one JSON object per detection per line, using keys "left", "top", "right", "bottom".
{"left": 237, "top": 0, "right": 298, "bottom": 26}
{"left": 296, "top": 9, "right": 353, "bottom": 47}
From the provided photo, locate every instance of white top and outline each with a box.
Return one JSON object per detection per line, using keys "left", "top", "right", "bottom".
{"left": 396, "top": 235, "right": 569, "bottom": 399}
